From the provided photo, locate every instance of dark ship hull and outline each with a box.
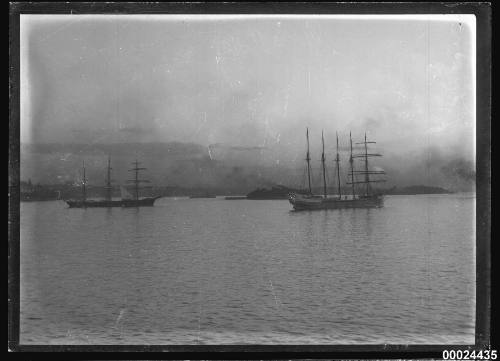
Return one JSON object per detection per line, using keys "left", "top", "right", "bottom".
{"left": 66, "top": 199, "right": 124, "bottom": 208}
{"left": 121, "top": 196, "right": 161, "bottom": 207}
{"left": 66, "top": 197, "right": 161, "bottom": 208}
{"left": 289, "top": 193, "right": 384, "bottom": 211}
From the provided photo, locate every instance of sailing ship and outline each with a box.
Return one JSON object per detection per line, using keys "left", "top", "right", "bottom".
{"left": 121, "top": 159, "right": 161, "bottom": 207}
{"left": 65, "top": 158, "right": 160, "bottom": 208}
{"left": 66, "top": 157, "right": 123, "bottom": 208}
{"left": 288, "top": 129, "right": 386, "bottom": 210}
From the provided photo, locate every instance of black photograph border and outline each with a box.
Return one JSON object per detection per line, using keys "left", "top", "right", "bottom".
{"left": 8, "top": 2, "right": 492, "bottom": 358}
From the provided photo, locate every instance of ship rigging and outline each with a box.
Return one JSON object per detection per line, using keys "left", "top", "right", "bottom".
{"left": 65, "top": 158, "right": 161, "bottom": 208}
{"left": 288, "top": 129, "right": 386, "bottom": 210}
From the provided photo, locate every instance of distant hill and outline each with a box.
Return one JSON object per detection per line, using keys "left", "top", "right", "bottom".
{"left": 20, "top": 142, "right": 293, "bottom": 194}
{"left": 20, "top": 142, "right": 475, "bottom": 194}
{"left": 382, "top": 185, "right": 452, "bottom": 195}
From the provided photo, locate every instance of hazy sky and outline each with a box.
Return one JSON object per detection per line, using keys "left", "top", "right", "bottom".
{"left": 20, "top": 14, "right": 475, "bottom": 161}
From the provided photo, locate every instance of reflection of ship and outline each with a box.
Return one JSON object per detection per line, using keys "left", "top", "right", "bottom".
{"left": 246, "top": 185, "right": 308, "bottom": 199}
{"left": 66, "top": 157, "right": 123, "bottom": 208}
{"left": 289, "top": 129, "right": 385, "bottom": 211}
{"left": 121, "top": 160, "right": 161, "bottom": 207}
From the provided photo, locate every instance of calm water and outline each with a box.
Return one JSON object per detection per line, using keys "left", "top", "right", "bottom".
{"left": 20, "top": 194, "right": 476, "bottom": 345}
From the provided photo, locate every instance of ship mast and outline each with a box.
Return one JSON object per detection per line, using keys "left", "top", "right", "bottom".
{"left": 321, "top": 131, "right": 327, "bottom": 198}
{"left": 306, "top": 128, "right": 312, "bottom": 194}
{"left": 364, "top": 133, "right": 370, "bottom": 196}
{"left": 348, "top": 133, "right": 386, "bottom": 196}
{"left": 105, "top": 156, "right": 112, "bottom": 201}
{"left": 82, "top": 160, "right": 87, "bottom": 202}
{"left": 335, "top": 131, "right": 342, "bottom": 200}
{"left": 127, "top": 160, "right": 149, "bottom": 201}
{"left": 349, "top": 132, "right": 355, "bottom": 199}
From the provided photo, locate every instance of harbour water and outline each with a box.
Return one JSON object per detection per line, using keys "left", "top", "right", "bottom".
{"left": 20, "top": 194, "right": 476, "bottom": 344}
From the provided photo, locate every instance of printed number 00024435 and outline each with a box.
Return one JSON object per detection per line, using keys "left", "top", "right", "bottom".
{"left": 442, "top": 350, "right": 497, "bottom": 360}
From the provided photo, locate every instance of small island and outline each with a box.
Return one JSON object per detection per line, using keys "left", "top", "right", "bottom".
{"left": 246, "top": 185, "right": 308, "bottom": 200}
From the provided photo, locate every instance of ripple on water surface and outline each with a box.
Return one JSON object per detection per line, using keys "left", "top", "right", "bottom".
{"left": 20, "top": 195, "right": 476, "bottom": 344}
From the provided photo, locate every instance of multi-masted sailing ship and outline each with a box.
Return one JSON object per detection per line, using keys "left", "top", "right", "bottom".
{"left": 121, "top": 160, "right": 161, "bottom": 207}
{"left": 65, "top": 158, "right": 160, "bottom": 208}
{"left": 288, "top": 129, "right": 386, "bottom": 211}
{"left": 66, "top": 159, "right": 121, "bottom": 208}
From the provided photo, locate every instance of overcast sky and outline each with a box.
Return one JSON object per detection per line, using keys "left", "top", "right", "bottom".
{"left": 20, "top": 14, "right": 475, "bottom": 161}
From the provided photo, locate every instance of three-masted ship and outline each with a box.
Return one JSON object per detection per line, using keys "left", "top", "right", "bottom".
{"left": 288, "top": 129, "right": 385, "bottom": 211}
{"left": 65, "top": 158, "right": 160, "bottom": 208}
